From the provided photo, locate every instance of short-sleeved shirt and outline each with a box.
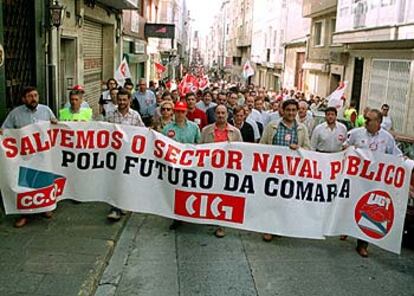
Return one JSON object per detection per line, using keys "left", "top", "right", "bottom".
{"left": 187, "top": 108, "right": 207, "bottom": 129}
{"left": 106, "top": 109, "right": 145, "bottom": 127}
{"left": 162, "top": 120, "right": 201, "bottom": 144}
{"left": 2, "top": 104, "right": 56, "bottom": 128}
{"left": 346, "top": 127, "right": 401, "bottom": 155}
{"left": 133, "top": 90, "right": 157, "bottom": 117}
{"left": 272, "top": 121, "right": 299, "bottom": 147}
{"left": 311, "top": 121, "right": 347, "bottom": 152}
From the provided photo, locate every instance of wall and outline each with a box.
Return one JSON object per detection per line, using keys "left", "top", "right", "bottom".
{"left": 336, "top": 0, "right": 414, "bottom": 33}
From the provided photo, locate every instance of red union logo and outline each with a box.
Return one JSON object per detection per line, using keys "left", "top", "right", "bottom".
{"left": 354, "top": 190, "right": 394, "bottom": 239}
{"left": 17, "top": 177, "right": 66, "bottom": 210}
{"left": 174, "top": 190, "right": 245, "bottom": 224}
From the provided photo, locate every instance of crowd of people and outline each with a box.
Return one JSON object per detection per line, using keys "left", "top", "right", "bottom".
{"left": 0, "top": 75, "right": 402, "bottom": 258}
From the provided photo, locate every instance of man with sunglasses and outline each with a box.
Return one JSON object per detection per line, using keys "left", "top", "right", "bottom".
{"left": 345, "top": 108, "right": 401, "bottom": 257}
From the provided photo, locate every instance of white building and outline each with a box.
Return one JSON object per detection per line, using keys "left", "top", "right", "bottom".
{"left": 334, "top": 0, "right": 414, "bottom": 136}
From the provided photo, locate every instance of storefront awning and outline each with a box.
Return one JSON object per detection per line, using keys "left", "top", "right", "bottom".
{"left": 124, "top": 53, "right": 149, "bottom": 64}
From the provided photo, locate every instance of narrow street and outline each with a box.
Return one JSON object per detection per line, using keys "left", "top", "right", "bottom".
{"left": 96, "top": 214, "right": 414, "bottom": 296}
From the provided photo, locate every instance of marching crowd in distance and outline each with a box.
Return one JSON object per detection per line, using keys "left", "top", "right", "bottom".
{"left": 0, "top": 76, "right": 401, "bottom": 258}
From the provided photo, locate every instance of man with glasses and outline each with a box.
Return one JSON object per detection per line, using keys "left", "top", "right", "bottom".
{"left": 345, "top": 108, "right": 401, "bottom": 257}
{"left": 132, "top": 78, "right": 157, "bottom": 126}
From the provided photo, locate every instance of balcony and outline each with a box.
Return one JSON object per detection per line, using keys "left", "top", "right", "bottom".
{"left": 98, "top": 0, "right": 137, "bottom": 9}
{"left": 303, "top": 0, "right": 336, "bottom": 18}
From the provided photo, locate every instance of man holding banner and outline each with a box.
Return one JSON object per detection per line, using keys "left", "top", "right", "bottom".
{"left": 260, "top": 99, "right": 311, "bottom": 241}
{"left": 163, "top": 101, "right": 201, "bottom": 230}
{"left": 201, "top": 104, "right": 242, "bottom": 238}
{"left": 106, "top": 88, "right": 145, "bottom": 221}
{"left": 1, "top": 86, "right": 57, "bottom": 227}
{"left": 345, "top": 108, "right": 402, "bottom": 257}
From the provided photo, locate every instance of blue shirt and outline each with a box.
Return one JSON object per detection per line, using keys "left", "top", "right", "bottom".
{"left": 2, "top": 104, "right": 56, "bottom": 128}
{"left": 162, "top": 120, "right": 201, "bottom": 144}
{"left": 133, "top": 90, "right": 156, "bottom": 117}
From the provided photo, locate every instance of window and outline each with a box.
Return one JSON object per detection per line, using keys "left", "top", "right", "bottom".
{"left": 314, "top": 21, "right": 323, "bottom": 46}
{"left": 367, "top": 59, "right": 411, "bottom": 133}
{"left": 330, "top": 18, "right": 336, "bottom": 44}
{"left": 266, "top": 49, "right": 270, "bottom": 62}
{"left": 273, "top": 30, "right": 277, "bottom": 47}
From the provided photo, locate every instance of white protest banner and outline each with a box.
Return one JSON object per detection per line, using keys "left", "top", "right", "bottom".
{"left": 0, "top": 122, "right": 413, "bottom": 254}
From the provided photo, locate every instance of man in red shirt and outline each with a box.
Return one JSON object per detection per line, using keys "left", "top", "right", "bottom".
{"left": 185, "top": 92, "right": 207, "bottom": 129}
{"left": 201, "top": 105, "right": 242, "bottom": 238}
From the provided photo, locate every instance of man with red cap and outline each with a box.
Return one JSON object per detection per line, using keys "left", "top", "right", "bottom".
{"left": 162, "top": 101, "right": 201, "bottom": 230}
{"left": 162, "top": 101, "right": 201, "bottom": 144}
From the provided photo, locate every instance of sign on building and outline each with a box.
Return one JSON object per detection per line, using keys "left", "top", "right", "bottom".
{"left": 144, "top": 23, "right": 175, "bottom": 39}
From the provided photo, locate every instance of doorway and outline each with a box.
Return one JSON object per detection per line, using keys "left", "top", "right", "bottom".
{"left": 60, "top": 38, "right": 76, "bottom": 108}
{"left": 351, "top": 57, "right": 364, "bottom": 111}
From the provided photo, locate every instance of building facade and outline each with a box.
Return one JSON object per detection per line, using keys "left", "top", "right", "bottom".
{"left": 0, "top": 0, "right": 47, "bottom": 122}
{"left": 333, "top": 0, "right": 414, "bottom": 137}
{"left": 302, "top": 0, "right": 344, "bottom": 97}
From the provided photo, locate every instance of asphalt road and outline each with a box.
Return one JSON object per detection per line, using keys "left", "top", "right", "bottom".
{"left": 96, "top": 214, "right": 414, "bottom": 296}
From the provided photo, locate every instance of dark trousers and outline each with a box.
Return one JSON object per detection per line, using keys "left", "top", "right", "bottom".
{"left": 357, "top": 239, "right": 369, "bottom": 249}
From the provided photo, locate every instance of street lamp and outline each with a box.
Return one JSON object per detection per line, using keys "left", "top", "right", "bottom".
{"left": 50, "top": 1, "right": 65, "bottom": 28}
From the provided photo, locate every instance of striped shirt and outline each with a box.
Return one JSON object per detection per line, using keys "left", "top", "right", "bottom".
{"left": 107, "top": 109, "right": 144, "bottom": 127}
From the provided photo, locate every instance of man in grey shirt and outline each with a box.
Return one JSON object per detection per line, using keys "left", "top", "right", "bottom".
{"left": 2, "top": 87, "right": 56, "bottom": 129}
{"left": 132, "top": 78, "right": 156, "bottom": 126}
{"left": 1, "top": 86, "right": 57, "bottom": 228}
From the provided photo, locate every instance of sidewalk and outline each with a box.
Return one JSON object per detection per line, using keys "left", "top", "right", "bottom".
{"left": 0, "top": 200, "right": 129, "bottom": 296}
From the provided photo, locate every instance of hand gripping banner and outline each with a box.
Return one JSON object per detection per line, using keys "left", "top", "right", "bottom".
{"left": 0, "top": 122, "right": 413, "bottom": 254}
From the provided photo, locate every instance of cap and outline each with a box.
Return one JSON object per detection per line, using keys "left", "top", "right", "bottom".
{"left": 72, "top": 85, "right": 85, "bottom": 93}
{"left": 174, "top": 101, "right": 188, "bottom": 111}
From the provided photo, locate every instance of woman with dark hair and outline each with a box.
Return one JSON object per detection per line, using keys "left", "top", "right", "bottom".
{"left": 99, "top": 78, "right": 118, "bottom": 115}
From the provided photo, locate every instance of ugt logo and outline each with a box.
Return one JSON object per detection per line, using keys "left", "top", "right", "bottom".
{"left": 354, "top": 190, "right": 394, "bottom": 239}
{"left": 174, "top": 190, "right": 245, "bottom": 224}
{"left": 16, "top": 167, "right": 66, "bottom": 210}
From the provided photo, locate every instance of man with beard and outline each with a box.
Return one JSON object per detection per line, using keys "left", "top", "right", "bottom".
{"left": 1, "top": 86, "right": 57, "bottom": 227}
{"left": 311, "top": 107, "right": 347, "bottom": 153}
{"left": 106, "top": 88, "right": 145, "bottom": 221}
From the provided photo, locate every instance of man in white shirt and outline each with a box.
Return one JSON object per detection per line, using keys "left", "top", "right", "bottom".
{"left": 297, "top": 100, "right": 314, "bottom": 136}
{"left": 345, "top": 108, "right": 401, "bottom": 257}
{"left": 380, "top": 103, "right": 393, "bottom": 131}
{"left": 311, "top": 107, "right": 347, "bottom": 152}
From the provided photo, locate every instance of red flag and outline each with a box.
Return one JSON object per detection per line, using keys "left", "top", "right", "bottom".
{"left": 178, "top": 74, "right": 199, "bottom": 96}
{"left": 155, "top": 62, "right": 166, "bottom": 74}
{"left": 198, "top": 75, "right": 209, "bottom": 91}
